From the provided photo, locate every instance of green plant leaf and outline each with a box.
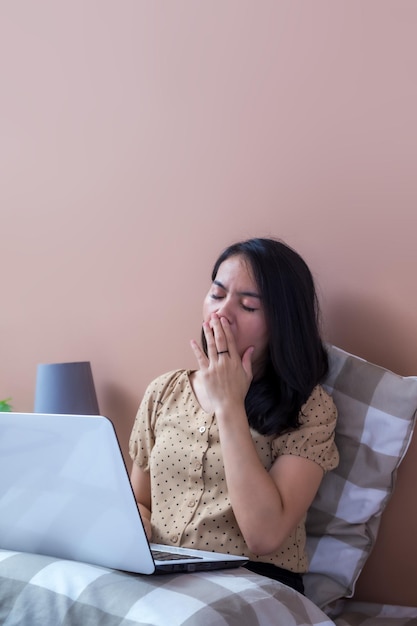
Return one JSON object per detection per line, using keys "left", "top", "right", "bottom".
{"left": 0, "top": 398, "right": 12, "bottom": 412}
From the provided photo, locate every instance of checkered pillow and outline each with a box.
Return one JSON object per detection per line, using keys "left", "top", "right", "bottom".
{"left": 304, "top": 345, "right": 417, "bottom": 611}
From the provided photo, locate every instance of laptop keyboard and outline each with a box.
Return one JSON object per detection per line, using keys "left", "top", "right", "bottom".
{"left": 151, "top": 549, "right": 202, "bottom": 561}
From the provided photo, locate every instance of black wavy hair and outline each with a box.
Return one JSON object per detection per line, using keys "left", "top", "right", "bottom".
{"left": 206, "top": 237, "right": 329, "bottom": 436}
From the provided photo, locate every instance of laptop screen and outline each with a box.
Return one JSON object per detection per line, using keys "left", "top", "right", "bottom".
{"left": 0, "top": 412, "right": 155, "bottom": 573}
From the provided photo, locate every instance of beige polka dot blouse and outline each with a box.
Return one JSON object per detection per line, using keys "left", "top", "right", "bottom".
{"left": 129, "top": 370, "right": 338, "bottom": 573}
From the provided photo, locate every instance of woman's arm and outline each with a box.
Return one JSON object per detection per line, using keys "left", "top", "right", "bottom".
{"left": 130, "top": 463, "right": 153, "bottom": 540}
{"left": 215, "top": 403, "right": 323, "bottom": 555}
{"left": 191, "top": 314, "right": 325, "bottom": 556}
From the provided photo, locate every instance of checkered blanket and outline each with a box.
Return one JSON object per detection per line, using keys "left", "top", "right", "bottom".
{"left": 2, "top": 552, "right": 417, "bottom": 626}
{"left": 0, "top": 549, "right": 334, "bottom": 626}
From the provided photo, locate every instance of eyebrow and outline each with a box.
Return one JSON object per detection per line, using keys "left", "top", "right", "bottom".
{"left": 213, "top": 280, "right": 262, "bottom": 299}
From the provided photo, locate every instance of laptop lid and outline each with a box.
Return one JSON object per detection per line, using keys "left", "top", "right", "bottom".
{"left": 0, "top": 412, "right": 247, "bottom": 573}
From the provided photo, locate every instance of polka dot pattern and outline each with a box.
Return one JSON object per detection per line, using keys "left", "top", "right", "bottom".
{"left": 129, "top": 370, "right": 338, "bottom": 573}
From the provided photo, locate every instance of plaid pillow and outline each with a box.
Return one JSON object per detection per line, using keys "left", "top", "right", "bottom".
{"left": 304, "top": 345, "right": 417, "bottom": 611}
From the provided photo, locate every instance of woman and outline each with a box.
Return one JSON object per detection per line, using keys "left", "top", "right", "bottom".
{"left": 129, "top": 237, "right": 338, "bottom": 593}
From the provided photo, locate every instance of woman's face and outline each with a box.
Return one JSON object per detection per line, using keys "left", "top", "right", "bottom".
{"left": 203, "top": 255, "right": 269, "bottom": 377}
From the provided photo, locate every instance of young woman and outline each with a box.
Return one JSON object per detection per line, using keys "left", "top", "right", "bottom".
{"left": 129, "top": 237, "right": 338, "bottom": 593}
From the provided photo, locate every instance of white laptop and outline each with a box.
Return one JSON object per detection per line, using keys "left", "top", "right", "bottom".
{"left": 0, "top": 412, "right": 247, "bottom": 574}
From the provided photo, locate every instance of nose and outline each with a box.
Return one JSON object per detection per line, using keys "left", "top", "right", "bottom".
{"left": 214, "top": 299, "right": 233, "bottom": 324}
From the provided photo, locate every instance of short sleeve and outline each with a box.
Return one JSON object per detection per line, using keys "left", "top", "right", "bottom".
{"left": 129, "top": 371, "right": 177, "bottom": 471}
{"left": 271, "top": 385, "right": 339, "bottom": 473}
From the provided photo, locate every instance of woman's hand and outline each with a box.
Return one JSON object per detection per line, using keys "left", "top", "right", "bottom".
{"left": 138, "top": 503, "right": 152, "bottom": 540}
{"left": 130, "top": 463, "right": 152, "bottom": 540}
{"left": 190, "top": 314, "right": 254, "bottom": 414}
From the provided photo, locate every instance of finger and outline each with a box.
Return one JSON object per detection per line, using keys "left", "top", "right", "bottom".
{"left": 241, "top": 346, "right": 254, "bottom": 380}
{"left": 190, "top": 339, "right": 209, "bottom": 369}
{"left": 202, "top": 321, "right": 218, "bottom": 360}
{"left": 219, "top": 317, "right": 238, "bottom": 356}
{"left": 210, "top": 315, "right": 229, "bottom": 354}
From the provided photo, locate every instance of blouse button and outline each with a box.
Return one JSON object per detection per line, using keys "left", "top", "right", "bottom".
{"left": 194, "top": 462, "right": 202, "bottom": 470}
{"left": 171, "top": 536, "right": 179, "bottom": 543}
{"left": 188, "top": 500, "right": 195, "bottom": 507}
{"left": 199, "top": 426, "right": 206, "bottom": 434}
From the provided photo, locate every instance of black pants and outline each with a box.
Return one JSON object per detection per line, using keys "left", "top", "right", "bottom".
{"left": 244, "top": 561, "right": 304, "bottom": 595}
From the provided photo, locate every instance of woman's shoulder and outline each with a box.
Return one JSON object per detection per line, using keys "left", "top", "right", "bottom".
{"left": 145, "top": 369, "right": 189, "bottom": 392}
{"left": 300, "top": 384, "right": 337, "bottom": 426}
{"left": 144, "top": 369, "right": 193, "bottom": 404}
{"left": 150, "top": 369, "right": 188, "bottom": 385}
{"left": 271, "top": 384, "right": 339, "bottom": 470}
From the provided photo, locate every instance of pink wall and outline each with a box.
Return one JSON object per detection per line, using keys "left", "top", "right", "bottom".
{"left": 1, "top": 0, "right": 417, "bottom": 603}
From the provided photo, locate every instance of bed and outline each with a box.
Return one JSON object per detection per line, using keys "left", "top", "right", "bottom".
{"left": 2, "top": 549, "right": 417, "bottom": 626}
{"left": 0, "top": 549, "right": 335, "bottom": 626}
{"left": 2, "top": 345, "right": 417, "bottom": 625}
